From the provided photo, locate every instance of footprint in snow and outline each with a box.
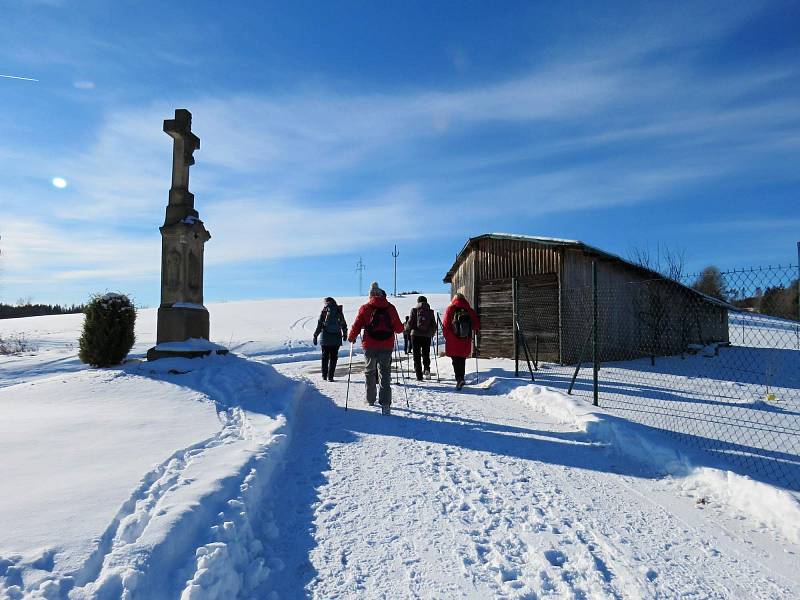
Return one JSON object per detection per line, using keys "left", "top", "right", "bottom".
{"left": 544, "top": 549, "right": 567, "bottom": 567}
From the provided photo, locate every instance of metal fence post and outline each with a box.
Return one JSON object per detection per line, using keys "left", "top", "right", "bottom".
{"left": 592, "top": 261, "right": 599, "bottom": 407}
{"left": 513, "top": 277, "right": 519, "bottom": 376}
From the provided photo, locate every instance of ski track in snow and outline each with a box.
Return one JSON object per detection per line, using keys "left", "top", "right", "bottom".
{"left": 256, "top": 364, "right": 799, "bottom": 599}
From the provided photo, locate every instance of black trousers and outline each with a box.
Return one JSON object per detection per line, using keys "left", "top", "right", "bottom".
{"left": 321, "top": 345, "right": 339, "bottom": 379}
{"left": 412, "top": 336, "right": 432, "bottom": 379}
{"left": 451, "top": 356, "right": 466, "bottom": 382}
{"left": 403, "top": 334, "right": 410, "bottom": 354}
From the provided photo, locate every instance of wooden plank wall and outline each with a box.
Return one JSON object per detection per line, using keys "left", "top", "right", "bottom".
{"left": 477, "top": 278, "right": 513, "bottom": 358}
{"left": 560, "top": 249, "right": 730, "bottom": 362}
{"left": 477, "top": 237, "right": 561, "bottom": 280}
{"left": 450, "top": 249, "right": 476, "bottom": 308}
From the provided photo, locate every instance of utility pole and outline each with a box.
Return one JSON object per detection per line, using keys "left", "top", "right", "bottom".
{"left": 392, "top": 245, "right": 399, "bottom": 297}
{"left": 356, "top": 257, "right": 365, "bottom": 296}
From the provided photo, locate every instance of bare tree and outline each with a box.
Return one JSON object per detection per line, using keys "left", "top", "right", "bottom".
{"left": 628, "top": 244, "right": 687, "bottom": 282}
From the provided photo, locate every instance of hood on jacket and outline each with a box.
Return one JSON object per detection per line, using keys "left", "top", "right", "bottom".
{"left": 368, "top": 295, "right": 391, "bottom": 309}
{"left": 451, "top": 294, "right": 471, "bottom": 309}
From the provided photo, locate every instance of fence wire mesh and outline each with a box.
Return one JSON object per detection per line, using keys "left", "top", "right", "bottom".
{"left": 515, "top": 264, "right": 800, "bottom": 491}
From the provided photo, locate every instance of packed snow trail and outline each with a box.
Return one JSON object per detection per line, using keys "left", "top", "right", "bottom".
{"left": 258, "top": 362, "right": 800, "bottom": 599}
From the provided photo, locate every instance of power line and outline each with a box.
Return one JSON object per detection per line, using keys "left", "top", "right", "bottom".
{"left": 392, "top": 245, "right": 399, "bottom": 297}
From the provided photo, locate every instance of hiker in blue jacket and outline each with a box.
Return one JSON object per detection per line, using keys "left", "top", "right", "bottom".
{"left": 313, "top": 297, "right": 348, "bottom": 381}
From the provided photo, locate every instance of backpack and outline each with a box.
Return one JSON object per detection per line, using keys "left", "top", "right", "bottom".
{"left": 452, "top": 307, "right": 472, "bottom": 339}
{"left": 366, "top": 307, "right": 393, "bottom": 341}
{"left": 416, "top": 307, "right": 435, "bottom": 336}
{"left": 323, "top": 305, "right": 342, "bottom": 334}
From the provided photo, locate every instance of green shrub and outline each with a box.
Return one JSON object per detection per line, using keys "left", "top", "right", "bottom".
{"left": 78, "top": 293, "right": 137, "bottom": 367}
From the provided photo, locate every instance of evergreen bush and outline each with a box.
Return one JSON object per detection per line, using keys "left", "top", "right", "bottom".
{"left": 78, "top": 293, "right": 137, "bottom": 367}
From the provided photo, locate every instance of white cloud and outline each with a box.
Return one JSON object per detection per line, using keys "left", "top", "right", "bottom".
{"left": 73, "top": 80, "right": 96, "bottom": 90}
{"left": 0, "top": 218, "right": 158, "bottom": 283}
{"left": 203, "top": 186, "right": 425, "bottom": 265}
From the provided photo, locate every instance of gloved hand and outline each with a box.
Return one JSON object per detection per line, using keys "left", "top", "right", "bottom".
{"left": 342, "top": 334, "right": 347, "bottom": 343}
{"left": 348, "top": 335, "right": 356, "bottom": 344}
{"left": 312, "top": 336, "right": 318, "bottom": 346}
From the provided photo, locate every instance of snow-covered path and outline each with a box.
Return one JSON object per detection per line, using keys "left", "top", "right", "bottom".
{"left": 260, "top": 362, "right": 800, "bottom": 599}
{"left": 2, "top": 298, "right": 798, "bottom": 599}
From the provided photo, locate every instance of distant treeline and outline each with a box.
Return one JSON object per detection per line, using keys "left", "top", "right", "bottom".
{"left": 730, "top": 285, "right": 799, "bottom": 321}
{"left": 0, "top": 303, "right": 85, "bottom": 319}
{"left": 691, "top": 266, "right": 799, "bottom": 321}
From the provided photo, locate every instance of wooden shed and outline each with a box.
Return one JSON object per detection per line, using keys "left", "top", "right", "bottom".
{"left": 443, "top": 234, "right": 730, "bottom": 363}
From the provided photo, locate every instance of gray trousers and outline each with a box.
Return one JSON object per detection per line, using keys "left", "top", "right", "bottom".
{"left": 364, "top": 348, "right": 393, "bottom": 406}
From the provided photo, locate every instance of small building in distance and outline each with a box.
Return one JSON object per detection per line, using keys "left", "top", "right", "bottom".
{"left": 443, "top": 234, "right": 730, "bottom": 363}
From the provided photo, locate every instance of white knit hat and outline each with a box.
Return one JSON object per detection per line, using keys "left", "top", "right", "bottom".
{"left": 369, "top": 281, "right": 386, "bottom": 297}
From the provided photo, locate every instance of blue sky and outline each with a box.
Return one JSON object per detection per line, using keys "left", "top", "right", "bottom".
{"left": 1, "top": 0, "right": 798, "bottom": 306}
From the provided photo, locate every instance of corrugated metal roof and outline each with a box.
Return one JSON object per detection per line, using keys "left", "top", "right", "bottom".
{"left": 443, "top": 233, "right": 733, "bottom": 309}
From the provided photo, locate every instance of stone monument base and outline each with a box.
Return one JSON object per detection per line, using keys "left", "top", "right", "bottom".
{"left": 146, "top": 345, "right": 228, "bottom": 361}
{"left": 156, "top": 305, "right": 210, "bottom": 344}
{"left": 146, "top": 303, "right": 227, "bottom": 361}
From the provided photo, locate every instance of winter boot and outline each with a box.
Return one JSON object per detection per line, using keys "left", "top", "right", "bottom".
{"left": 381, "top": 403, "right": 391, "bottom": 415}
{"left": 423, "top": 368, "right": 431, "bottom": 380}
{"left": 456, "top": 379, "right": 465, "bottom": 390}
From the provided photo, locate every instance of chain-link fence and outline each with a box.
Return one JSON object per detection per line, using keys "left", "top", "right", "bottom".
{"left": 515, "top": 264, "right": 800, "bottom": 491}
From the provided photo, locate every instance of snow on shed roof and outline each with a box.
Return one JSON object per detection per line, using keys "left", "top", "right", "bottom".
{"left": 443, "top": 233, "right": 733, "bottom": 309}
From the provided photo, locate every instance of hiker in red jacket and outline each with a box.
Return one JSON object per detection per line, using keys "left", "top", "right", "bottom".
{"left": 348, "top": 282, "right": 404, "bottom": 414}
{"left": 442, "top": 293, "right": 480, "bottom": 390}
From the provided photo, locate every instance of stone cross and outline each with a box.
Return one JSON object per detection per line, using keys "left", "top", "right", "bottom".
{"left": 164, "top": 109, "right": 200, "bottom": 193}
{"left": 163, "top": 109, "right": 201, "bottom": 225}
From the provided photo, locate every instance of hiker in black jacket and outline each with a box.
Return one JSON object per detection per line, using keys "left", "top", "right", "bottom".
{"left": 313, "top": 297, "right": 348, "bottom": 381}
{"left": 405, "top": 295, "right": 437, "bottom": 381}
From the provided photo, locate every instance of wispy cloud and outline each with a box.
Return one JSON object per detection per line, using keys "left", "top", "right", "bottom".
{"left": 0, "top": 218, "right": 158, "bottom": 284}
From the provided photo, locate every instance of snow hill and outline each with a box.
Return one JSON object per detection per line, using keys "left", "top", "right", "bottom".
{"left": 1, "top": 295, "right": 799, "bottom": 599}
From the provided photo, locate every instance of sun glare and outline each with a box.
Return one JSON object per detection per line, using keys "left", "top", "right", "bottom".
{"left": 52, "top": 177, "right": 67, "bottom": 189}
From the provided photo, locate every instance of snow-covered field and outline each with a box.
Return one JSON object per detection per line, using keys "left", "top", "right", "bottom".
{"left": 1, "top": 296, "right": 799, "bottom": 599}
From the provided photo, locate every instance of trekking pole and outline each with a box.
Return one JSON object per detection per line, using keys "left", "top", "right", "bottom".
{"left": 394, "top": 335, "right": 410, "bottom": 408}
{"left": 393, "top": 342, "right": 401, "bottom": 384}
{"left": 473, "top": 332, "right": 479, "bottom": 385}
{"left": 345, "top": 340, "right": 355, "bottom": 411}
{"left": 435, "top": 312, "right": 444, "bottom": 382}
